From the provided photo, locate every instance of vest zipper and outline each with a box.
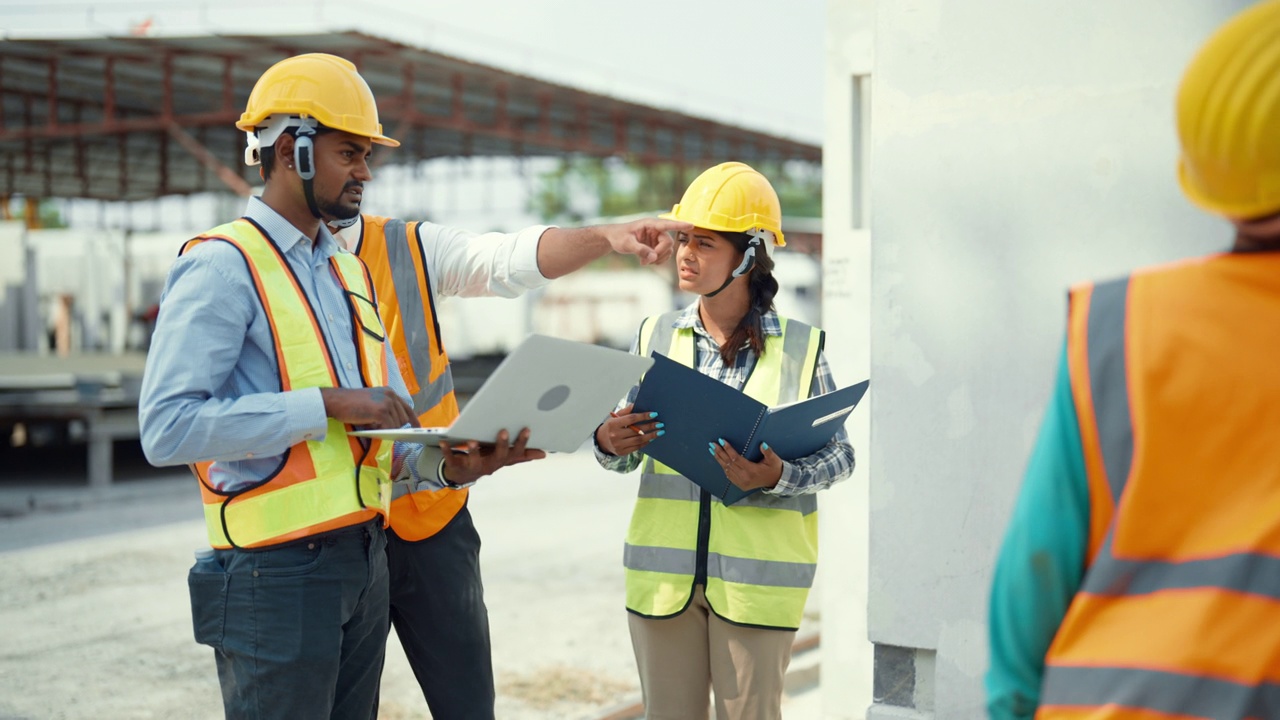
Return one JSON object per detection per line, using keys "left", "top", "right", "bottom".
{"left": 694, "top": 487, "right": 712, "bottom": 586}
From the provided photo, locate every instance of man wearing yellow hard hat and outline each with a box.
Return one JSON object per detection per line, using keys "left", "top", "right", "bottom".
{"left": 141, "top": 53, "right": 426, "bottom": 718}
{"left": 987, "top": 2, "right": 1280, "bottom": 718}
{"left": 595, "top": 162, "right": 855, "bottom": 719}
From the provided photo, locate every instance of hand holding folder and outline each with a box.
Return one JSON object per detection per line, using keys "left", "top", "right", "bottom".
{"left": 631, "top": 353, "right": 869, "bottom": 505}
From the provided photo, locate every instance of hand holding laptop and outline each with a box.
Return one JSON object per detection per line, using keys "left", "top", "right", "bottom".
{"left": 438, "top": 427, "right": 547, "bottom": 486}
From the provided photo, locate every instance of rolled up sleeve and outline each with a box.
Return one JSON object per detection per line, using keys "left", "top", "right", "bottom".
{"left": 422, "top": 223, "right": 553, "bottom": 298}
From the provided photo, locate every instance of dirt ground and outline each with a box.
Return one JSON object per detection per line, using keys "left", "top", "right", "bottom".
{"left": 0, "top": 450, "right": 818, "bottom": 719}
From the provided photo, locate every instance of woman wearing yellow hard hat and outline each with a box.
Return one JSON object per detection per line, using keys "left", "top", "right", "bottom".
{"left": 594, "top": 162, "right": 856, "bottom": 719}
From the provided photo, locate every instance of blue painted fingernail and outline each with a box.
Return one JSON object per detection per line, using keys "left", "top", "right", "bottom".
{"left": 708, "top": 442, "right": 716, "bottom": 451}
{"left": 708, "top": 447, "right": 715, "bottom": 455}
{"left": 762, "top": 442, "right": 770, "bottom": 450}
{"left": 649, "top": 412, "right": 658, "bottom": 418}
{"left": 655, "top": 423, "right": 665, "bottom": 429}
{"left": 657, "top": 430, "right": 665, "bottom": 437}
{"left": 718, "top": 438, "right": 726, "bottom": 446}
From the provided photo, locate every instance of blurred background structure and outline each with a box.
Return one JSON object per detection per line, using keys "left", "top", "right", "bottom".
{"left": 0, "top": 14, "right": 825, "bottom": 486}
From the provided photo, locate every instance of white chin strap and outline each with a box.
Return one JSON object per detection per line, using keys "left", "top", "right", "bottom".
{"left": 327, "top": 216, "right": 359, "bottom": 230}
{"left": 243, "top": 115, "right": 319, "bottom": 166}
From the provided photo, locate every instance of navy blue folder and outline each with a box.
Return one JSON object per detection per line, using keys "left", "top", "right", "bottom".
{"left": 631, "top": 352, "right": 869, "bottom": 505}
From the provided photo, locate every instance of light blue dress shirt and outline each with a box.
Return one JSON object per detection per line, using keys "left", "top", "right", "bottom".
{"left": 139, "top": 197, "right": 411, "bottom": 492}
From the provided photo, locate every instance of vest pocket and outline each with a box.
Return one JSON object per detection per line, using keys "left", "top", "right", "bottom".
{"left": 188, "top": 559, "right": 229, "bottom": 649}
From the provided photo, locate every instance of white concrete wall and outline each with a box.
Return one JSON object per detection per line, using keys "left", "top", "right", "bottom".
{"left": 821, "top": 0, "right": 875, "bottom": 717}
{"left": 825, "top": 1, "right": 1256, "bottom": 718}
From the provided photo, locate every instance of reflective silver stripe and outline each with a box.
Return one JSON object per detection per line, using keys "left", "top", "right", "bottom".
{"left": 641, "top": 469, "right": 816, "bottom": 513}
{"left": 778, "top": 318, "right": 814, "bottom": 403}
{"left": 641, "top": 311, "right": 680, "bottom": 358}
{"left": 638, "top": 471, "right": 700, "bottom": 502}
{"left": 1041, "top": 665, "right": 1280, "bottom": 718}
{"left": 412, "top": 364, "right": 455, "bottom": 415}
{"left": 625, "top": 546, "right": 815, "bottom": 589}
{"left": 1086, "top": 277, "right": 1133, "bottom": 503}
{"left": 707, "top": 552, "right": 816, "bottom": 589}
{"left": 625, "top": 544, "right": 695, "bottom": 576}
{"left": 390, "top": 478, "right": 413, "bottom": 501}
{"left": 382, "top": 219, "right": 449, "bottom": 416}
{"left": 1082, "top": 540, "right": 1280, "bottom": 600}
{"left": 732, "top": 490, "right": 818, "bottom": 515}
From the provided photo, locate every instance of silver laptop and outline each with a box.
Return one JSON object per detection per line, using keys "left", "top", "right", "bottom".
{"left": 352, "top": 334, "right": 653, "bottom": 452}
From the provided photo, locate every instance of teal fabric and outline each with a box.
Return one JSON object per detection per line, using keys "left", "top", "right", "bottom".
{"left": 986, "top": 341, "right": 1091, "bottom": 720}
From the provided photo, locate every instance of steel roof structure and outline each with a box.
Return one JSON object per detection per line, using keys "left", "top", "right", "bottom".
{"left": 0, "top": 31, "right": 821, "bottom": 202}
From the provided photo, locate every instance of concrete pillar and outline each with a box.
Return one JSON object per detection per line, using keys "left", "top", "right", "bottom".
{"left": 820, "top": 1, "right": 875, "bottom": 717}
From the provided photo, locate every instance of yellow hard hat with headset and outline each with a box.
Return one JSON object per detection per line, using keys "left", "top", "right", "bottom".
{"left": 1176, "top": 0, "right": 1280, "bottom": 220}
{"left": 239, "top": 53, "right": 397, "bottom": 219}
{"left": 238, "top": 53, "right": 398, "bottom": 148}
{"left": 663, "top": 162, "right": 786, "bottom": 248}
{"left": 664, "top": 162, "right": 785, "bottom": 296}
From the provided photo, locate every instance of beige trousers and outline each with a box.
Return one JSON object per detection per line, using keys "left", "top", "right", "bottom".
{"left": 628, "top": 585, "right": 796, "bottom": 720}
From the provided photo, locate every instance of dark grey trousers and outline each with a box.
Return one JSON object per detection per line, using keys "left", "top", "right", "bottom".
{"left": 386, "top": 504, "right": 495, "bottom": 720}
{"left": 189, "top": 520, "right": 390, "bottom": 720}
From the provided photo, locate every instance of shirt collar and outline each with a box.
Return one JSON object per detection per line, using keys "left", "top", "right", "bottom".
{"left": 243, "top": 196, "right": 343, "bottom": 256}
{"left": 672, "top": 299, "right": 782, "bottom": 337}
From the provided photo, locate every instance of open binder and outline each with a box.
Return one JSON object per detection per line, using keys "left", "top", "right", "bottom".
{"left": 631, "top": 352, "right": 869, "bottom": 505}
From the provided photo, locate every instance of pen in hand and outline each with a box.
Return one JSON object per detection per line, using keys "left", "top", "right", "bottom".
{"left": 598, "top": 406, "right": 664, "bottom": 456}
{"left": 609, "top": 410, "right": 637, "bottom": 434}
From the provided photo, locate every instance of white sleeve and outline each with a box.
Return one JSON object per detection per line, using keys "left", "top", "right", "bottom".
{"left": 419, "top": 222, "right": 555, "bottom": 299}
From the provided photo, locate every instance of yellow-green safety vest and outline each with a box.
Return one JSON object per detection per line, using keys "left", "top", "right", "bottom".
{"left": 182, "top": 218, "right": 394, "bottom": 549}
{"left": 624, "top": 311, "right": 825, "bottom": 629}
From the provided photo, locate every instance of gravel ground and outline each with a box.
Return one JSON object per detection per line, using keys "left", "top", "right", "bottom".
{"left": 0, "top": 450, "right": 818, "bottom": 720}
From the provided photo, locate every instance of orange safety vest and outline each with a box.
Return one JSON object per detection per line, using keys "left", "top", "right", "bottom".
{"left": 1039, "top": 253, "right": 1280, "bottom": 719}
{"left": 182, "top": 218, "right": 394, "bottom": 550}
{"left": 354, "top": 215, "right": 467, "bottom": 541}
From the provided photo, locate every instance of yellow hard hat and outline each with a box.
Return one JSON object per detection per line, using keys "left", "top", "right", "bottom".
{"left": 1176, "top": 0, "right": 1280, "bottom": 219}
{"left": 237, "top": 53, "right": 399, "bottom": 147}
{"left": 662, "top": 162, "right": 786, "bottom": 247}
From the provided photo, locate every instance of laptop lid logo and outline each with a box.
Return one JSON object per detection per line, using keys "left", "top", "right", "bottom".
{"left": 538, "top": 385, "right": 571, "bottom": 411}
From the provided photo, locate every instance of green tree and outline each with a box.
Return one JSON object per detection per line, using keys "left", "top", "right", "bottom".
{"left": 529, "top": 157, "right": 821, "bottom": 225}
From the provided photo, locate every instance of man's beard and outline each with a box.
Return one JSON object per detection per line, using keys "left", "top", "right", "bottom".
{"left": 318, "top": 181, "right": 363, "bottom": 220}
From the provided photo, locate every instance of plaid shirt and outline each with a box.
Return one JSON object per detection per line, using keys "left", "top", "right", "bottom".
{"left": 594, "top": 302, "right": 855, "bottom": 496}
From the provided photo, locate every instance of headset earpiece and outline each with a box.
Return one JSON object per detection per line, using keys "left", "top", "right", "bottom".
{"left": 294, "top": 125, "right": 316, "bottom": 181}
{"left": 730, "top": 232, "right": 763, "bottom": 278}
{"left": 731, "top": 245, "right": 757, "bottom": 278}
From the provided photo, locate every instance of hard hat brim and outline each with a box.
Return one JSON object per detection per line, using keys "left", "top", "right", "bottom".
{"left": 1178, "top": 158, "right": 1280, "bottom": 220}
{"left": 236, "top": 111, "right": 400, "bottom": 148}
{"left": 661, "top": 209, "right": 787, "bottom": 247}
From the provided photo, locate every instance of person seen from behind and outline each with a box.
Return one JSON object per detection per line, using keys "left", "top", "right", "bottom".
{"left": 987, "top": 2, "right": 1280, "bottom": 718}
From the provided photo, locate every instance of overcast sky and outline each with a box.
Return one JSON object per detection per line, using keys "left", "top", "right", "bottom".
{"left": 1, "top": 0, "right": 825, "bottom": 143}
